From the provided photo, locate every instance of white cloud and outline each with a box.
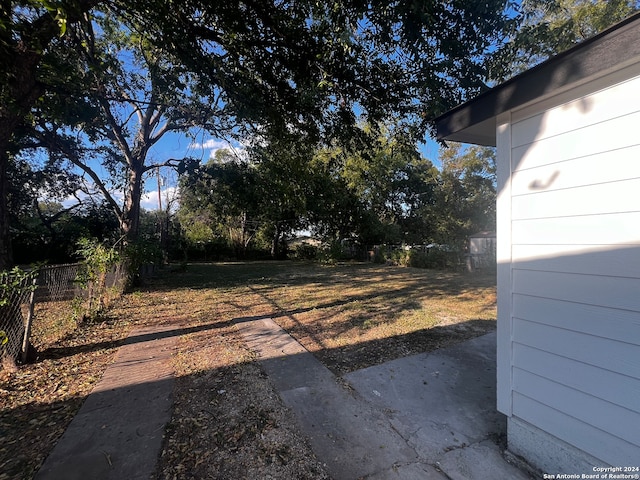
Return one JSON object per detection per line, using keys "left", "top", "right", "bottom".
{"left": 189, "top": 139, "right": 229, "bottom": 151}
{"left": 189, "top": 138, "right": 248, "bottom": 162}
{"left": 140, "top": 191, "right": 157, "bottom": 210}
{"left": 141, "top": 186, "right": 179, "bottom": 213}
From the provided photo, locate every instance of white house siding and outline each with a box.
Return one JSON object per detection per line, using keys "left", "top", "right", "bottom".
{"left": 496, "top": 66, "right": 640, "bottom": 469}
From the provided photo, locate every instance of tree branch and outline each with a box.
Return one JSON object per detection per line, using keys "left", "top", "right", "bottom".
{"left": 33, "top": 127, "right": 124, "bottom": 222}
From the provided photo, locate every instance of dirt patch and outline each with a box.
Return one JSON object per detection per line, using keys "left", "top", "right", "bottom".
{"left": 1, "top": 261, "right": 496, "bottom": 479}
{"left": 0, "top": 314, "right": 133, "bottom": 479}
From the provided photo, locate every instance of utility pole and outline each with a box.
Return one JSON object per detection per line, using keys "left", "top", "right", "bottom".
{"left": 156, "top": 167, "right": 163, "bottom": 212}
{"left": 156, "top": 167, "right": 168, "bottom": 262}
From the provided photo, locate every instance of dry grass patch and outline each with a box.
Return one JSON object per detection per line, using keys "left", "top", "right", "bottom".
{"left": 151, "top": 266, "right": 330, "bottom": 479}
{"left": 238, "top": 262, "right": 496, "bottom": 374}
{"left": 1, "top": 261, "right": 495, "bottom": 479}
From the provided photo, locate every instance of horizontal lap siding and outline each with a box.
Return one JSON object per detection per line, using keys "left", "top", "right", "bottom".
{"left": 512, "top": 317, "right": 639, "bottom": 381}
{"left": 512, "top": 244, "right": 640, "bottom": 277}
{"left": 513, "top": 344, "right": 640, "bottom": 414}
{"left": 511, "top": 145, "right": 640, "bottom": 195}
{"left": 508, "top": 73, "right": 640, "bottom": 463}
{"left": 512, "top": 393, "right": 640, "bottom": 466}
{"left": 513, "top": 295, "right": 640, "bottom": 345}
{"left": 512, "top": 110, "right": 640, "bottom": 172}
{"left": 513, "top": 369, "right": 638, "bottom": 443}
{"left": 512, "top": 177, "right": 640, "bottom": 219}
{"left": 512, "top": 73, "right": 640, "bottom": 149}
{"left": 512, "top": 213, "right": 640, "bottom": 245}
{"left": 512, "top": 269, "right": 640, "bottom": 312}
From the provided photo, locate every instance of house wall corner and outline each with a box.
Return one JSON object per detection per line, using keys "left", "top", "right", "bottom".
{"left": 507, "top": 417, "right": 606, "bottom": 474}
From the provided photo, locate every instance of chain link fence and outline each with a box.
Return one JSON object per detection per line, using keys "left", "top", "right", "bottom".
{"left": 35, "top": 264, "right": 83, "bottom": 303}
{"left": 1, "top": 262, "right": 129, "bottom": 368}
{"left": 0, "top": 271, "right": 37, "bottom": 364}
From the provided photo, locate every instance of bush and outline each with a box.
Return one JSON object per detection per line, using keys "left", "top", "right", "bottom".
{"left": 292, "top": 244, "right": 318, "bottom": 260}
{"left": 76, "top": 238, "right": 122, "bottom": 319}
{"left": 124, "top": 238, "right": 163, "bottom": 283}
{"left": 372, "top": 246, "right": 460, "bottom": 270}
{"left": 388, "top": 249, "right": 407, "bottom": 266}
{"left": 317, "top": 240, "right": 345, "bottom": 264}
{"left": 372, "top": 246, "right": 387, "bottom": 264}
{"left": 407, "top": 251, "right": 430, "bottom": 268}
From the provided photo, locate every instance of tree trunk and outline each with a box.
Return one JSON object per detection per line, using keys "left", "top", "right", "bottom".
{"left": 240, "top": 211, "right": 248, "bottom": 257}
{"left": 0, "top": 154, "right": 11, "bottom": 270}
{"left": 271, "top": 223, "right": 281, "bottom": 258}
{"left": 121, "top": 165, "right": 144, "bottom": 244}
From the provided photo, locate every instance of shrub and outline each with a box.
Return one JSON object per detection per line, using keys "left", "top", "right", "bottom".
{"left": 293, "top": 244, "right": 318, "bottom": 260}
{"left": 124, "top": 238, "right": 163, "bottom": 286}
{"left": 318, "top": 240, "right": 345, "bottom": 264}
{"left": 76, "top": 238, "right": 121, "bottom": 319}
{"left": 372, "top": 246, "right": 387, "bottom": 264}
{"left": 371, "top": 246, "right": 460, "bottom": 270}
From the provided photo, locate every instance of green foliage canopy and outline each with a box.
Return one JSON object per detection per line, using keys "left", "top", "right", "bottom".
{"left": 113, "top": 0, "right": 511, "bottom": 142}
{"left": 1, "top": 0, "right": 513, "bottom": 268}
{"left": 489, "top": 0, "right": 639, "bottom": 81}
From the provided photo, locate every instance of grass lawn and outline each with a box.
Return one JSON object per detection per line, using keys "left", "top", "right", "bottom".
{"left": 1, "top": 260, "right": 496, "bottom": 479}
{"left": 178, "top": 261, "right": 497, "bottom": 374}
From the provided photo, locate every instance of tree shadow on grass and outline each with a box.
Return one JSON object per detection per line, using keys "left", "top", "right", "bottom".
{"left": 315, "top": 319, "right": 496, "bottom": 375}
{"left": 39, "top": 263, "right": 494, "bottom": 362}
{"left": 3, "top": 315, "right": 498, "bottom": 480}
{"left": 38, "top": 320, "right": 234, "bottom": 360}
{"left": 145, "top": 261, "right": 495, "bottom": 295}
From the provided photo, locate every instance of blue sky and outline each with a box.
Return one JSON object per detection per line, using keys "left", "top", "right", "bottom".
{"left": 134, "top": 127, "right": 444, "bottom": 212}
{"left": 60, "top": 124, "right": 443, "bottom": 212}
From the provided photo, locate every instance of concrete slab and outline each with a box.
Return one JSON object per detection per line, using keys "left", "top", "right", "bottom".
{"left": 344, "top": 333, "right": 503, "bottom": 464}
{"left": 438, "top": 440, "right": 532, "bottom": 480}
{"left": 365, "top": 462, "right": 449, "bottom": 480}
{"left": 236, "top": 317, "right": 418, "bottom": 479}
{"left": 38, "top": 312, "right": 532, "bottom": 479}
{"left": 237, "top": 319, "right": 535, "bottom": 480}
{"left": 238, "top": 316, "right": 335, "bottom": 390}
{"left": 278, "top": 382, "right": 419, "bottom": 479}
{"left": 35, "top": 325, "right": 177, "bottom": 480}
{"left": 345, "top": 333, "right": 532, "bottom": 479}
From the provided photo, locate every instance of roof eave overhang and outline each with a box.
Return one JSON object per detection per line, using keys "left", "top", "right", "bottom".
{"left": 434, "top": 12, "right": 640, "bottom": 147}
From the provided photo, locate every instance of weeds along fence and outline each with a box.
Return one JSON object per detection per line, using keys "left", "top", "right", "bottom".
{"left": 0, "top": 262, "right": 128, "bottom": 366}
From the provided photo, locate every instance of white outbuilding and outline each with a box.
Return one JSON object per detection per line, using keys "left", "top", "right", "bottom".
{"left": 435, "top": 13, "right": 640, "bottom": 473}
{"left": 468, "top": 231, "right": 496, "bottom": 270}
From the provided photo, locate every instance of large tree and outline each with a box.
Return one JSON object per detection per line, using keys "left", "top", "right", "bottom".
{"left": 61, "top": 13, "right": 219, "bottom": 243}
{"left": 117, "top": 0, "right": 511, "bottom": 140}
{"left": 2, "top": 0, "right": 512, "bottom": 268}
{"left": 189, "top": 130, "right": 415, "bottom": 252}
{"left": 179, "top": 139, "right": 315, "bottom": 259}
{"left": 425, "top": 143, "right": 496, "bottom": 248}
{"left": 0, "top": 1, "right": 96, "bottom": 268}
{"left": 178, "top": 149, "right": 263, "bottom": 258}
{"left": 309, "top": 127, "right": 439, "bottom": 246}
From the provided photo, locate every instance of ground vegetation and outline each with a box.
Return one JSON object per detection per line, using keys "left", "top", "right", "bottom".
{"left": 0, "top": 262, "right": 496, "bottom": 478}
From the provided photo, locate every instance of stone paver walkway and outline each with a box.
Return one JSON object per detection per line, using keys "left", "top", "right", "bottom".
{"left": 35, "top": 324, "right": 177, "bottom": 480}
